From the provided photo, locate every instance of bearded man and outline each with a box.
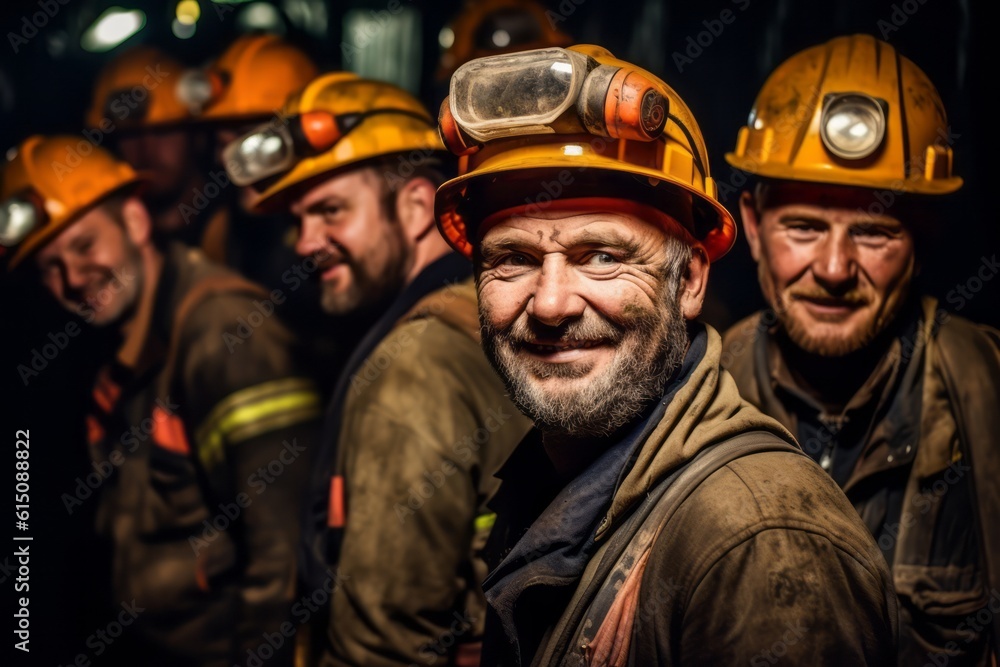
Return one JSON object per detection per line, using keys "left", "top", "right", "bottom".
{"left": 721, "top": 35, "right": 1000, "bottom": 666}
{"left": 433, "top": 44, "right": 900, "bottom": 665}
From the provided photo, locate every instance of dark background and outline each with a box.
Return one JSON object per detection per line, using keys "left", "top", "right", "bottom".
{"left": 0, "top": 0, "right": 994, "bottom": 664}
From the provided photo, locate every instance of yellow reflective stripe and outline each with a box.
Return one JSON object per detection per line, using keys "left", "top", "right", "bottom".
{"left": 474, "top": 512, "right": 496, "bottom": 533}
{"left": 196, "top": 380, "right": 321, "bottom": 469}
{"left": 198, "top": 377, "right": 316, "bottom": 436}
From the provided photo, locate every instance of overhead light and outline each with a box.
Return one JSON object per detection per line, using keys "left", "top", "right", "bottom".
{"left": 237, "top": 2, "right": 284, "bottom": 32}
{"left": 438, "top": 27, "right": 454, "bottom": 49}
{"left": 172, "top": 18, "right": 197, "bottom": 39}
{"left": 81, "top": 7, "right": 146, "bottom": 52}
{"left": 176, "top": 0, "right": 201, "bottom": 25}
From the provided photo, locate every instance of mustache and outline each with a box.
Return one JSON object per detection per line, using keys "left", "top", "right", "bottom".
{"left": 787, "top": 286, "right": 870, "bottom": 305}
{"left": 312, "top": 244, "right": 350, "bottom": 274}
{"left": 506, "top": 316, "right": 623, "bottom": 347}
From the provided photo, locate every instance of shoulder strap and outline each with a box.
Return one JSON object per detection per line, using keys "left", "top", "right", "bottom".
{"left": 544, "top": 432, "right": 803, "bottom": 666}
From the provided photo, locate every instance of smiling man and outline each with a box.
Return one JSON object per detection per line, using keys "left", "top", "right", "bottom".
{"left": 1, "top": 136, "right": 321, "bottom": 666}
{"left": 222, "top": 73, "right": 531, "bottom": 666}
{"left": 721, "top": 35, "right": 1000, "bottom": 666}
{"left": 435, "top": 44, "right": 899, "bottom": 666}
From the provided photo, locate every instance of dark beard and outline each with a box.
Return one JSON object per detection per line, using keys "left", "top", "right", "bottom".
{"left": 481, "top": 290, "right": 689, "bottom": 439}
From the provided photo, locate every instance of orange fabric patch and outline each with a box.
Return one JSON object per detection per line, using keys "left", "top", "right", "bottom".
{"left": 92, "top": 371, "right": 121, "bottom": 414}
{"left": 86, "top": 415, "right": 105, "bottom": 446}
{"left": 328, "top": 476, "right": 345, "bottom": 528}
{"left": 151, "top": 406, "right": 190, "bottom": 455}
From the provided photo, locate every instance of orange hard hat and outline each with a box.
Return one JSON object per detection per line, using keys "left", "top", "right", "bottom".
{"left": 725, "top": 34, "right": 962, "bottom": 195}
{"left": 435, "top": 45, "right": 736, "bottom": 261}
{"left": 85, "top": 45, "right": 191, "bottom": 131}
{"left": 223, "top": 72, "right": 446, "bottom": 213}
{"left": 180, "top": 33, "right": 319, "bottom": 123}
{"left": 1, "top": 135, "right": 144, "bottom": 270}
{"left": 436, "top": 0, "right": 574, "bottom": 83}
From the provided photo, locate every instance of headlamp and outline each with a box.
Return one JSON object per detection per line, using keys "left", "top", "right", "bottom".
{"left": 176, "top": 69, "right": 228, "bottom": 114}
{"left": 223, "top": 109, "right": 430, "bottom": 187}
{"left": 0, "top": 195, "right": 41, "bottom": 248}
{"left": 439, "top": 47, "right": 668, "bottom": 155}
{"left": 819, "top": 93, "right": 887, "bottom": 160}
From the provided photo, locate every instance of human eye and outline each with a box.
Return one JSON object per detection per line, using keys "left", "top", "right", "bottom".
{"left": 850, "top": 224, "right": 896, "bottom": 245}
{"left": 584, "top": 251, "right": 619, "bottom": 266}
{"left": 783, "top": 220, "right": 823, "bottom": 240}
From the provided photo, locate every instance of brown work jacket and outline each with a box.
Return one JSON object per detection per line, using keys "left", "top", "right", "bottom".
{"left": 483, "top": 325, "right": 898, "bottom": 665}
{"left": 85, "top": 244, "right": 322, "bottom": 666}
{"left": 722, "top": 297, "right": 1000, "bottom": 666}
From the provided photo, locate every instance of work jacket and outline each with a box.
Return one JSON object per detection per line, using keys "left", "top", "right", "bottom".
{"left": 300, "top": 254, "right": 532, "bottom": 666}
{"left": 483, "top": 324, "right": 899, "bottom": 666}
{"left": 722, "top": 297, "right": 1000, "bottom": 666}
{"left": 85, "top": 244, "right": 322, "bottom": 666}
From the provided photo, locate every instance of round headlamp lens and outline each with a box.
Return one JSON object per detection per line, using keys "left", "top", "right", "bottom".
{"left": 223, "top": 125, "right": 295, "bottom": 187}
{"left": 0, "top": 197, "right": 38, "bottom": 247}
{"left": 177, "top": 70, "right": 216, "bottom": 113}
{"left": 820, "top": 94, "right": 886, "bottom": 160}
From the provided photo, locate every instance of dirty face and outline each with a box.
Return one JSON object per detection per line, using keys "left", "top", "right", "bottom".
{"left": 290, "top": 168, "right": 410, "bottom": 316}
{"left": 741, "top": 182, "right": 915, "bottom": 356}
{"left": 476, "top": 205, "right": 706, "bottom": 437}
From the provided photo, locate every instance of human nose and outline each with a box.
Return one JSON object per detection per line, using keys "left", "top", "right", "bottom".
{"left": 812, "top": 229, "right": 857, "bottom": 292}
{"left": 525, "top": 257, "right": 587, "bottom": 327}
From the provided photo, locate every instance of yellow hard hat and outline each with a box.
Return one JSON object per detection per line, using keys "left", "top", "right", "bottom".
{"left": 180, "top": 33, "right": 319, "bottom": 123}
{"left": 725, "top": 34, "right": 962, "bottom": 195}
{"left": 436, "top": 0, "right": 574, "bottom": 83}
{"left": 1, "top": 135, "right": 144, "bottom": 270}
{"left": 222, "top": 72, "right": 447, "bottom": 213}
{"left": 434, "top": 44, "right": 735, "bottom": 261}
{"left": 85, "top": 45, "right": 191, "bottom": 130}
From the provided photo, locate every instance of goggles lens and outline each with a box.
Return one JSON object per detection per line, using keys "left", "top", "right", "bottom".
{"left": 449, "top": 47, "right": 588, "bottom": 141}
{"left": 820, "top": 93, "right": 887, "bottom": 160}
{"left": 222, "top": 123, "right": 296, "bottom": 187}
{"left": 0, "top": 197, "right": 39, "bottom": 247}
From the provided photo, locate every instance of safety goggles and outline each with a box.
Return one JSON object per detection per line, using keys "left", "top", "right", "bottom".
{"left": 0, "top": 192, "right": 42, "bottom": 248}
{"left": 819, "top": 92, "right": 888, "bottom": 160}
{"left": 222, "top": 108, "right": 432, "bottom": 187}
{"left": 439, "top": 47, "right": 668, "bottom": 155}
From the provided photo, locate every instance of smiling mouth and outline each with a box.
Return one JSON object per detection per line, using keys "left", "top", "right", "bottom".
{"left": 793, "top": 295, "right": 866, "bottom": 309}
{"left": 523, "top": 340, "right": 607, "bottom": 354}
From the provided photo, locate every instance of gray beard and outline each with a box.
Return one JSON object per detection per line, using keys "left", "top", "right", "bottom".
{"left": 481, "top": 292, "right": 689, "bottom": 439}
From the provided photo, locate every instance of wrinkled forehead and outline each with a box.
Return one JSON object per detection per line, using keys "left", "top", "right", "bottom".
{"left": 478, "top": 197, "right": 695, "bottom": 249}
